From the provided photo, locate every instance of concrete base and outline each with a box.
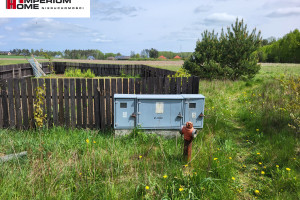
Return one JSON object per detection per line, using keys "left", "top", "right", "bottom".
{"left": 114, "top": 129, "right": 181, "bottom": 138}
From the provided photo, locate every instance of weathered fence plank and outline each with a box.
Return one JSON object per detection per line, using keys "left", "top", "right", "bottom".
{"left": 70, "top": 79, "right": 76, "bottom": 128}
{"left": 105, "top": 79, "right": 111, "bottom": 127}
{"left": 21, "top": 79, "right": 29, "bottom": 130}
{"left": 27, "top": 78, "right": 34, "bottom": 128}
{"left": 123, "top": 78, "right": 128, "bottom": 94}
{"left": 129, "top": 78, "right": 134, "bottom": 94}
{"left": 14, "top": 79, "right": 22, "bottom": 129}
{"left": 45, "top": 78, "right": 52, "bottom": 127}
{"left": 58, "top": 79, "right": 64, "bottom": 126}
{"left": 135, "top": 78, "right": 141, "bottom": 94}
{"left": 1, "top": 80, "right": 8, "bottom": 128}
{"left": 64, "top": 79, "right": 70, "bottom": 128}
{"left": 170, "top": 78, "right": 176, "bottom": 94}
{"left": 99, "top": 79, "right": 105, "bottom": 130}
{"left": 87, "top": 79, "right": 93, "bottom": 128}
{"left": 117, "top": 78, "right": 122, "bottom": 94}
{"left": 93, "top": 79, "right": 100, "bottom": 129}
{"left": 76, "top": 79, "right": 82, "bottom": 128}
{"left": 82, "top": 79, "right": 87, "bottom": 129}
{"left": 52, "top": 79, "right": 58, "bottom": 126}
{"left": 111, "top": 78, "right": 116, "bottom": 125}
{"left": 7, "top": 79, "right": 15, "bottom": 128}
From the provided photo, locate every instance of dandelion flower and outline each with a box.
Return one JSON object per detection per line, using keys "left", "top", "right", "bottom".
{"left": 263, "top": 166, "right": 266, "bottom": 169}
{"left": 259, "top": 162, "right": 262, "bottom": 165}
{"left": 93, "top": 141, "right": 96, "bottom": 144}
{"left": 254, "top": 167, "right": 257, "bottom": 170}
{"left": 255, "top": 190, "right": 260, "bottom": 195}
{"left": 163, "top": 175, "right": 168, "bottom": 179}
{"left": 257, "top": 153, "right": 260, "bottom": 155}
{"left": 145, "top": 186, "right": 149, "bottom": 190}
{"left": 286, "top": 168, "right": 291, "bottom": 171}
{"left": 179, "top": 187, "right": 184, "bottom": 192}
{"left": 232, "top": 177, "right": 235, "bottom": 180}
{"left": 229, "top": 157, "right": 232, "bottom": 160}
{"left": 256, "top": 129, "right": 259, "bottom": 132}
{"left": 139, "top": 155, "right": 142, "bottom": 159}
{"left": 276, "top": 165, "right": 279, "bottom": 168}
{"left": 86, "top": 139, "right": 89, "bottom": 144}
{"left": 261, "top": 171, "right": 265, "bottom": 175}
{"left": 184, "top": 164, "right": 188, "bottom": 167}
{"left": 243, "top": 164, "right": 246, "bottom": 168}
{"left": 214, "top": 158, "right": 218, "bottom": 161}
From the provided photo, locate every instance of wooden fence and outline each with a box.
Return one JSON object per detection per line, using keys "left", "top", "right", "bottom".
{"left": 0, "top": 62, "right": 176, "bottom": 79}
{"left": 0, "top": 76, "right": 199, "bottom": 130}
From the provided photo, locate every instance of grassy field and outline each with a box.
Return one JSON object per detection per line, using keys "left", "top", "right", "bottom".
{"left": 0, "top": 64, "right": 299, "bottom": 199}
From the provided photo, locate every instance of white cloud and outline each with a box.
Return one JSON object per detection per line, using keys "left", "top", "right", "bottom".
{"left": 91, "top": 38, "right": 112, "bottom": 43}
{"left": 204, "top": 13, "right": 237, "bottom": 25}
{"left": 267, "top": 7, "right": 300, "bottom": 17}
{"left": 4, "top": 26, "right": 13, "bottom": 31}
{"left": 194, "top": 5, "right": 212, "bottom": 13}
{"left": 92, "top": 1, "right": 141, "bottom": 21}
{"left": 0, "top": 19, "right": 9, "bottom": 25}
{"left": 18, "top": 38, "right": 42, "bottom": 43}
{"left": 21, "top": 18, "right": 90, "bottom": 34}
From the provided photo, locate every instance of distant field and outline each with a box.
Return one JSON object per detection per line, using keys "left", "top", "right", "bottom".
{"left": 0, "top": 59, "right": 299, "bottom": 76}
{"left": 0, "top": 58, "right": 184, "bottom": 67}
{"left": 0, "top": 55, "right": 45, "bottom": 59}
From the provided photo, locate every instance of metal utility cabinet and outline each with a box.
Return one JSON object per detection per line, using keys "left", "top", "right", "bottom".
{"left": 114, "top": 94, "right": 205, "bottom": 130}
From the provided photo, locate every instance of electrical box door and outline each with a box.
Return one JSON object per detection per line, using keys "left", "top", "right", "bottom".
{"left": 137, "top": 99, "right": 183, "bottom": 129}
{"left": 114, "top": 98, "right": 136, "bottom": 129}
{"left": 184, "top": 98, "right": 205, "bottom": 128}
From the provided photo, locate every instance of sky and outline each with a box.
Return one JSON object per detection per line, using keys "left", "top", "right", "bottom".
{"left": 0, "top": 0, "right": 299, "bottom": 55}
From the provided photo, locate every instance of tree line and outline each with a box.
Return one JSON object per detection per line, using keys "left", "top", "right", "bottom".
{"left": 258, "top": 29, "right": 300, "bottom": 63}
{"left": 9, "top": 49, "right": 121, "bottom": 60}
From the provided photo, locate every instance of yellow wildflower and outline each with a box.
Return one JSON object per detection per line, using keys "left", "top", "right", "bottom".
{"left": 263, "top": 166, "right": 266, "bottom": 169}
{"left": 145, "top": 186, "right": 149, "bottom": 190}
{"left": 229, "top": 157, "right": 232, "bottom": 160}
{"left": 256, "top": 129, "right": 259, "bottom": 132}
{"left": 86, "top": 139, "right": 89, "bottom": 144}
{"left": 93, "top": 141, "right": 96, "bottom": 144}
{"left": 257, "top": 153, "right": 260, "bottom": 155}
{"left": 232, "top": 177, "right": 235, "bottom": 180}
{"left": 286, "top": 168, "right": 291, "bottom": 171}
{"left": 214, "top": 158, "right": 218, "bottom": 161}
{"left": 243, "top": 164, "right": 246, "bottom": 168}
{"left": 293, "top": 158, "right": 296, "bottom": 160}
{"left": 259, "top": 162, "right": 262, "bottom": 165}
{"left": 276, "top": 165, "right": 279, "bottom": 168}
{"left": 261, "top": 171, "right": 265, "bottom": 175}
{"left": 139, "top": 155, "right": 142, "bottom": 159}
{"left": 184, "top": 164, "right": 188, "bottom": 167}
{"left": 255, "top": 190, "right": 260, "bottom": 195}
{"left": 163, "top": 175, "right": 168, "bottom": 179}
{"left": 179, "top": 187, "right": 184, "bottom": 192}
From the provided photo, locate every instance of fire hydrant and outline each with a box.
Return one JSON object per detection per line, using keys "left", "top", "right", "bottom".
{"left": 180, "top": 121, "right": 197, "bottom": 162}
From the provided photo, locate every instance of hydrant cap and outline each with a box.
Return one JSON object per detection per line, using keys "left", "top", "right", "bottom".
{"left": 186, "top": 121, "right": 193, "bottom": 129}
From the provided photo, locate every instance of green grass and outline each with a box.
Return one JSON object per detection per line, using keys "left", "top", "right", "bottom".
{"left": 0, "top": 64, "right": 299, "bottom": 199}
{"left": 0, "top": 55, "right": 46, "bottom": 59}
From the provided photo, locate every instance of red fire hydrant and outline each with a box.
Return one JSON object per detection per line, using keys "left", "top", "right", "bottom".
{"left": 180, "top": 121, "right": 197, "bottom": 162}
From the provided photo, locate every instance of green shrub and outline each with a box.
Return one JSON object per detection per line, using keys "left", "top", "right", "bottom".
{"left": 64, "top": 68, "right": 95, "bottom": 78}
{"left": 183, "top": 19, "right": 261, "bottom": 80}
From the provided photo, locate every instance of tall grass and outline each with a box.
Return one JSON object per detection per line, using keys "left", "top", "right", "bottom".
{"left": 0, "top": 64, "right": 299, "bottom": 199}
